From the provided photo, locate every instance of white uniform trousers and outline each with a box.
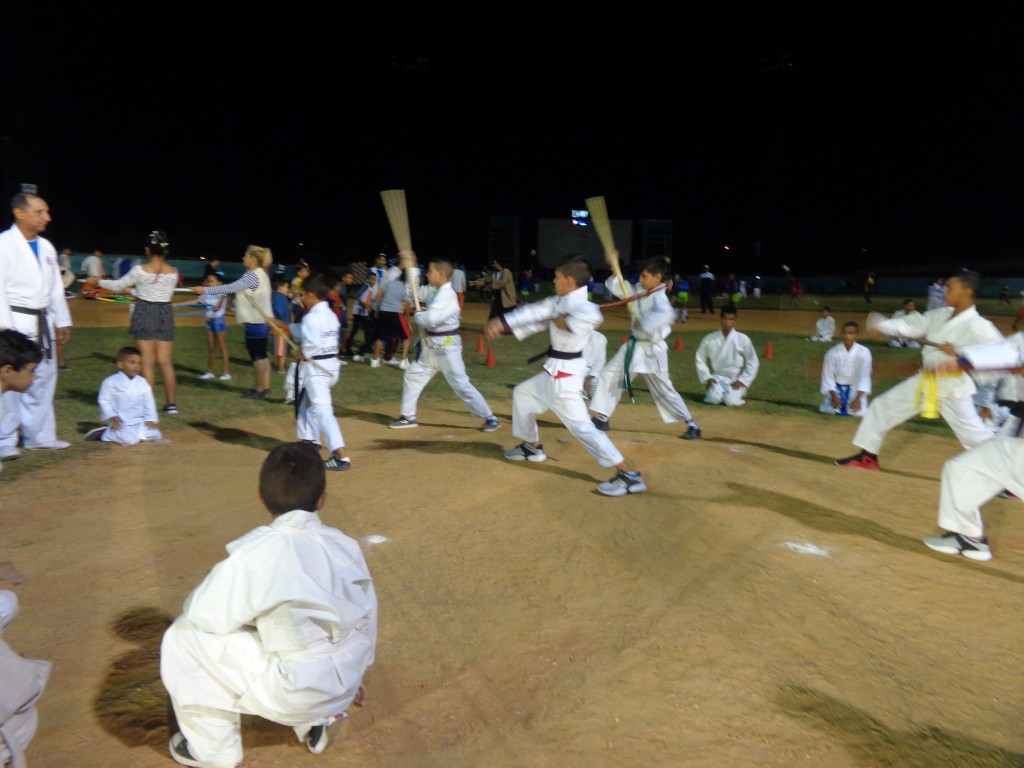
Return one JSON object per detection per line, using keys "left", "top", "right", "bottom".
{"left": 590, "top": 344, "right": 692, "bottom": 423}
{"left": 513, "top": 370, "right": 624, "bottom": 467}
{"left": 399, "top": 339, "right": 491, "bottom": 419}
{"left": 161, "top": 618, "right": 328, "bottom": 768}
{"left": 937, "top": 434, "right": 1024, "bottom": 539}
{"left": 100, "top": 423, "right": 163, "bottom": 445}
{"left": 703, "top": 374, "right": 749, "bottom": 406}
{"left": 0, "top": 356, "right": 58, "bottom": 449}
{"left": 852, "top": 374, "right": 994, "bottom": 455}
{"left": 296, "top": 361, "right": 344, "bottom": 452}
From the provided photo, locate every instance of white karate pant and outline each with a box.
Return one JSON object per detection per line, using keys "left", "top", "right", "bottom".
{"left": 101, "top": 423, "right": 163, "bottom": 445}
{"left": 703, "top": 375, "right": 748, "bottom": 406}
{"left": 399, "top": 337, "right": 492, "bottom": 420}
{"left": 161, "top": 618, "right": 345, "bottom": 768}
{"left": 852, "top": 374, "right": 994, "bottom": 455}
{"left": 296, "top": 360, "right": 344, "bottom": 452}
{"left": 590, "top": 344, "right": 693, "bottom": 423}
{"left": 512, "top": 370, "right": 623, "bottom": 467}
{"left": 819, "top": 391, "right": 869, "bottom": 417}
{"left": 0, "top": 355, "right": 58, "bottom": 450}
{"left": 937, "top": 433, "right": 1024, "bottom": 539}
{"left": 0, "top": 591, "right": 49, "bottom": 768}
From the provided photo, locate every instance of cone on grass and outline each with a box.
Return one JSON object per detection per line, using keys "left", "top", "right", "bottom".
{"left": 674, "top": 335, "right": 684, "bottom": 351}
{"left": 476, "top": 334, "right": 485, "bottom": 353}
{"left": 764, "top": 341, "right": 774, "bottom": 359}
{"left": 485, "top": 347, "right": 496, "bottom": 367}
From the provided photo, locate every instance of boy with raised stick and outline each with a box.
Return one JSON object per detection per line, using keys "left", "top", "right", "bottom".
{"left": 484, "top": 255, "right": 647, "bottom": 497}
{"left": 387, "top": 253, "right": 500, "bottom": 432}
{"left": 588, "top": 256, "right": 702, "bottom": 440}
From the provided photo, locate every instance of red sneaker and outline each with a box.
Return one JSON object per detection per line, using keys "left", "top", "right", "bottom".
{"left": 835, "top": 452, "right": 880, "bottom": 470}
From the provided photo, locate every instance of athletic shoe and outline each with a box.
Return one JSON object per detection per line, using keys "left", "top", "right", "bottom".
{"left": 481, "top": 416, "right": 500, "bottom": 432}
{"left": 305, "top": 714, "right": 350, "bottom": 755}
{"left": 388, "top": 416, "right": 418, "bottom": 429}
{"left": 384, "top": 358, "right": 400, "bottom": 366}
{"left": 503, "top": 442, "right": 547, "bottom": 462}
{"left": 369, "top": 358, "right": 381, "bottom": 368}
{"left": 835, "top": 451, "right": 880, "bottom": 470}
{"left": 0, "top": 447, "right": 20, "bottom": 460}
{"left": 352, "top": 355, "right": 365, "bottom": 362}
{"left": 84, "top": 427, "right": 106, "bottom": 441}
{"left": 197, "top": 372, "right": 215, "bottom": 380}
{"left": 241, "top": 389, "right": 269, "bottom": 400}
{"left": 997, "top": 489, "right": 1021, "bottom": 501}
{"left": 596, "top": 470, "right": 647, "bottom": 497}
{"left": 323, "top": 456, "right": 351, "bottom": 471}
{"left": 163, "top": 404, "right": 180, "bottom": 415}
{"left": 923, "top": 531, "right": 992, "bottom": 562}
{"left": 592, "top": 416, "right": 610, "bottom": 431}
{"left": 219, "top": 373, "right": 232, "bottom": 381}
{"left": 58, "top": 364, "right": 72, "bottom": 372}
{"left": 24, "top": 440, "right": 71, "bottom": 450}
{"left": 169, "top": 732, "right": 216, "bottom": 768}
{"left": 682, "top": 424, "right": 702, "bottom": 440}
{"left": 339, "top": 359, "right": 348, "bottom": 366}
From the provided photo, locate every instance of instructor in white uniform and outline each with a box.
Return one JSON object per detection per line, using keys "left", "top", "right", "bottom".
{"left": 0, "top": 194, "right": 72, "bottom": 455}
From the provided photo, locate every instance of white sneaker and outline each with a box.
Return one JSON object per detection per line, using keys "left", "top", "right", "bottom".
{"left": 219, "top": 373, "right": 232, "bottom": 381}
{"left": 352, "top": 355, "right": 365, "bottom": 362}
{"left": 24, "top": 440, "right": 71, "bottom": 450}
{"left": 339, "top": 359, "right": 348, "bottom": 366}
{"left": 370, "top": 358, "right": 381, "bottom": 368}
{"left": 384, "top": 358, "right": 400, "bottom": 366}
{"left": 596, "top": 470, "right": 647, "bottom": 497}
{"left": 399, "top": 359, "right": 409, "bottom": 369}
{"left": 197, "top": 372, "right": 215, "bottom": 380}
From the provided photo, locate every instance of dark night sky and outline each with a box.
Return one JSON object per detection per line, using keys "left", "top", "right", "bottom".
{"left": 3, "top": 6, "right": 1024, "bottom": 274}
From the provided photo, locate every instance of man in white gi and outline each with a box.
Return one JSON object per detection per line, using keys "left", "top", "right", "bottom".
{"left": 161, "top": 442, "right": 377, "bottom": 768}
{"left": 695, "top": 305, "right": 760, "bottom": 406}
{"left": 887, "top": 298, "right": 922, "bottom": 349}
{"left": 388, "top": 255, "right": 499, "bottom": 432}
{"left": 807, "top": 306, "right": 836, "bottom": 342}
{"left": 836, "top": 269, "right": 1003, "bottom": 470}
{"left": 0, "top": 193, "right": 72, "bottom": 455}
{"left": 589, "top": 257, "right": 702, "bottom": 439}
{"left": 923, "top": 332, "right": 1024, "bottom": 561}
{"left": 819, "top": 321, "right": 872, "bottom": 416}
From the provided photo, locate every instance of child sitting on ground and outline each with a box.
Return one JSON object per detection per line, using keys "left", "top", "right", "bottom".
{"left": 807, "top": 306, "right": 836, "bottom": 342}
{"left": 0, "top": 329, "right": 43, "bottom": 474}
{"left": 160, "top": 441, "right": 377, "bottom": 767}
{"left": 86, "top": 346, "right": 164, "bottom": 444}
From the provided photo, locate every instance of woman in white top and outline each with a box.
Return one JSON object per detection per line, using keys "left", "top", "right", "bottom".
{"left": 86, "top": 231, "right": 180, "bottom": 414}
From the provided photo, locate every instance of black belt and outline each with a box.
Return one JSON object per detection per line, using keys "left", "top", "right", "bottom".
{"left": 527, "top": 347, "right": 583, "bottom": 365}
{"left": 11, "top": 305, "right": 51, "bottom": 359}
{"left": 312, "top": 353, "right": 336, "bottom": 360}
{"left": 426, "top": 329, "right": 459, "bottom": 336}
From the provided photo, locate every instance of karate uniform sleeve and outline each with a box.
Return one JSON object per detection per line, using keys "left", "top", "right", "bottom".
{"left": 820, "top": 348, "right": 838, "bottom": 395}
{"left": 97, "top": 376, "right": 118, "bottom": 423}
{"left": 857, "top": 346, "right": 873, "bottom": 394}
{"left": 694, "top": 336, "right": 712, "bottom": 383}
{"left": 0, "top": 638, "right": 49, "bottom": 723}
{"left": 181, "top": 555, "right": 260, "bottom": 634}
{"left": 47, "top": 255, "right": 72, "bottom": 328}
{"left": 737, "top": 335, "right": 760, "bottom": 387}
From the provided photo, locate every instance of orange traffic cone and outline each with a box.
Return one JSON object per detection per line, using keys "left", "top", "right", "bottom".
{"left": 477, "top": 334, "right": 485, "bottom": 353}
{"left": 485, "top": 347, "right": 496, "bottom": 367}
{"left": 674, "top": 335, "right": 684, "bottom": 351}
{"left": 764, "top": 341, "right": 774, "bottom": 359}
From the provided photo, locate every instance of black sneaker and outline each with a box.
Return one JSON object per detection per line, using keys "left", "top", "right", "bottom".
{"left": 163, "top": 403, "right": 179, "bottom": 415}
{"left": 305, "top": 714, "right": 350, "bottom": 755}
{"left": 241, "top": 389, "right": 270, "bottom": 400}
{"left": 682, "top": 424, "right": 702, "bottom": 440}
{"left": 592, "top": 415, "right": 610, "bottom": 431}
{"left": 324, "top": 456, "right": 351, "bottom": 471}
{"left": 84, "top": 427, "right": 106, "bottom": 441}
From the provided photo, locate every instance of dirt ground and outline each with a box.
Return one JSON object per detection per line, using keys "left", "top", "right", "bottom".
{"left": 2, "top": 300, "right": 1022, "bottom": 768}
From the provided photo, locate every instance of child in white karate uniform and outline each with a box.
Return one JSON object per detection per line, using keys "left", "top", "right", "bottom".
{"left": 87, "top": 346, "right": 163, "bottom": 445}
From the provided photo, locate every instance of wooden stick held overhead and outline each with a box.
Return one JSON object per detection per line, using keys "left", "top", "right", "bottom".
{"left": 380, "top": 189, "right": 420, "bottom": 309}
{"left": 585, "top": 195, "right": 637, "bottom": 316}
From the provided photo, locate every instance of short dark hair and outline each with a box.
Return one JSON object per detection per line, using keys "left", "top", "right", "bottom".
{"left": 556, "top": 256, "right": 591, "bottom": 287}
{"left": 822, "top": 306, "right": 831, "bottom": 312}
{"left": 843, "top": 321, "right": 860, "bottom": 333}
{"left": 951, "top": 269, "right": 981, "bottom": 293}
{"left": 429, "top": 258, "right": 453, "bottom": 278}
{"left": 272, "top": 278, "right": 289, "bottom": 290}
{"left": 0, "top": 329, "right": 42, "bottom": 370}
{"left": 259, "top": 442, "right": 326, "bottom": 515}
{"left": 117, "top": 345, "right": 142, "bottom": 362}
{"left": 10, "top": 193, "right": 33, "bottom": 211}
{"left": 639, "top": 257, "right": 670, "bottom": 281}
{"left": 721, "top": 304, "right": 738, "bottom": 318}
{"left": 302, "top": 273, "right": 330, "bottom": 300}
